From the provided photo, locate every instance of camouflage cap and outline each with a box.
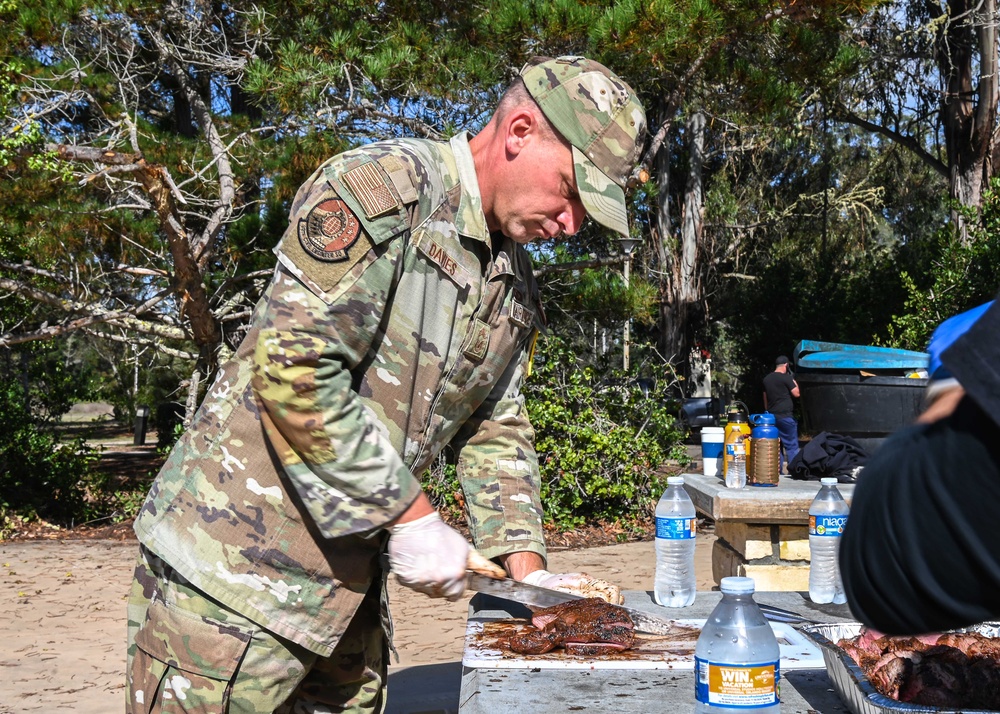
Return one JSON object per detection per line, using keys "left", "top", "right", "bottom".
{"left": 520, "top": 56, "right": 647, "bottom": 238}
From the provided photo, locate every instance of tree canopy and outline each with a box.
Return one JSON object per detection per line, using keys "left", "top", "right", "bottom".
{"left": 2, "top": 0, "right": 998, "bottom": 418}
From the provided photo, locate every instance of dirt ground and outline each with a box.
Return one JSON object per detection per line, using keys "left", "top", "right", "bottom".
{"left": 0, "top": 531, "right": 717, "bottom": 714}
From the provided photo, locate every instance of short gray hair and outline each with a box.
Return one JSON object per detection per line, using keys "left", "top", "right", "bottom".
{"left": 494, "top": 78, "right": 563, "bottom": 144}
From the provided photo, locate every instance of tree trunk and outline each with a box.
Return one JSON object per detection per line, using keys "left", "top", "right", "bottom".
{"left": 655, "top": 130, "right": 675, "bottom": 359}
{"left": 184, "top": 369, "right": 202, "bottom": 427}
{"left": 657, "top": 109, "right": 706, "bottom": 371}
{"left": 679, "top": 110, "right": 705, "bottom": 321}
{"left": 939, "top": 0, "right": 998, "bottom": 231}
{"left": 136, "top": 160, "right": 222, "bottom": 375}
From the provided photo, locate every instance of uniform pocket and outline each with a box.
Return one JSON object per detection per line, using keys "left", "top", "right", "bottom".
{"left": 130, "top": 599, "right": 254, "bottom": 714}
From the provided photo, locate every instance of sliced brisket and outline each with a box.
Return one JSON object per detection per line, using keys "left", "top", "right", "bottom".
{"left": 505, "top": 598, "right": 636, "bottom": 655}
{"left": 839, "top": 628, "right": 1000, "bottom": 708}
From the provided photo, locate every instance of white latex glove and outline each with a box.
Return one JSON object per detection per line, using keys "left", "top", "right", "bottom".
{"left": 521, "top": 569, "right": 624, "bottom": 604}
{"left": 388, "top": 512, "right": 469, "bottom": 601}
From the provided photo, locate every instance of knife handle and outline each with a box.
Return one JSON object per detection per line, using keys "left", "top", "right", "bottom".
{"left": 467, "top": 549, "right": 507, "bottom": 579}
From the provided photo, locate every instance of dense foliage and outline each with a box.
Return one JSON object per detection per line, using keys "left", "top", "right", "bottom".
{"left": 422, "top": 335, "right": 689, "bottom": 535}
{"left": 527, "top": 336, "right": 689, "bottom": 530}
{"left": 878, "top": 182, "right": 1000, "bottom": 350}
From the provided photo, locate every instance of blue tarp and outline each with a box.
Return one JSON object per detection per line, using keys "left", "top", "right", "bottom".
{"left": 793, "top": 340, "right": 929, "bottom": 372}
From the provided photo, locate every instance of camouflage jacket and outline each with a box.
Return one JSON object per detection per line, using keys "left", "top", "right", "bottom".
{"left": 134, "top": 133, "right": 547, "bottom": 656}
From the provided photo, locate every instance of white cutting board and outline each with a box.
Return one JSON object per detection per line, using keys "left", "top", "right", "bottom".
{"left": 462, "top": 618, "right": 825, "bottom": 670}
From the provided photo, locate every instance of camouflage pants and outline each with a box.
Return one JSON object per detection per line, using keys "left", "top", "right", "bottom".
{"left": 126, "top": 546, "right": 387, "bottom": 714}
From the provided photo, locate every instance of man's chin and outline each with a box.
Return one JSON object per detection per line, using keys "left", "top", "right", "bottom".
{"left": 500, "top": 221, "right": 549, "bottom": 244}
{"left": 504, "top": 229, "right": 534, "bottom": 245}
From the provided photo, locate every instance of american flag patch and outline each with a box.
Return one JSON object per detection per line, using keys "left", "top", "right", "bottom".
{"left": 342, "top": 162, "right": 399, "bottom": 219}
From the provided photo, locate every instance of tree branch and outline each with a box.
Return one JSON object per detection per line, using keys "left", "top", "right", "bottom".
{"left": 533, "top": 255, "right": 625, "bottom": 278}
{"left": 830, "top": 104, "right": 948, "bottom": 176}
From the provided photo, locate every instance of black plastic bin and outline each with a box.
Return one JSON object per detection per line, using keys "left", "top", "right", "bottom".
{"left": 797, "top": 372, "right": 927, "bottom": 439}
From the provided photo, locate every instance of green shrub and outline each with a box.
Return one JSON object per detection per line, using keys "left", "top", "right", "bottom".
{"left": 526, "top": 336, "right": 688, "bottom": 531}
{"left": 0, "top": 382, "right": 101, "bottom": 529}
{"left": 420, "top": 335, "right": 689, "bottom": 535}
{"left": 421, "top": 455, "right": 465, "bottom": 525}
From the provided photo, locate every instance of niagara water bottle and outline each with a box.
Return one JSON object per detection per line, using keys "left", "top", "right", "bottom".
{"left": 695, "top": 576, "right": 780, "bottom": 713}
{"left": 808, "top": 477, "right": 849, "bottom": 604}
{"left": 654, "top": 476, "right": 697, "bottom": 608}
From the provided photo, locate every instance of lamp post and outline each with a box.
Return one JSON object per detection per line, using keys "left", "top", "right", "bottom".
{"left": 620, "top": 237, "right": 640, "bottom": 372}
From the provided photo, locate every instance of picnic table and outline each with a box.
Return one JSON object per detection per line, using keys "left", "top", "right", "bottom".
{"left": 681, "top": 472, "right": 854, "bottom": 591}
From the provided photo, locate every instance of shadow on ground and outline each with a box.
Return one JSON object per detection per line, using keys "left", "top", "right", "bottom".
{"left": 386, "top": 661, "right": 462, "bottom": 714}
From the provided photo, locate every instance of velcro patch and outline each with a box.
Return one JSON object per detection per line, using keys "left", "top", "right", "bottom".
{"left": 379, "top": 155, "right": 419, "bottom": 204}
{"left": 342, "top": 162, "right": 400, "bottom": 219}
{"left": 298, "top": 197, "right": 361, "bottom": 262}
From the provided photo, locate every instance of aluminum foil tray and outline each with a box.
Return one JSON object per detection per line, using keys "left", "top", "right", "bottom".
{"left": 800, "top": 622, "right": 1000, "bottom": 714}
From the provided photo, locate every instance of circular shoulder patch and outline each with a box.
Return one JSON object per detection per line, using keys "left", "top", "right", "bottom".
{"left": 297, "top": 197, "right": 361, "bottom": 262}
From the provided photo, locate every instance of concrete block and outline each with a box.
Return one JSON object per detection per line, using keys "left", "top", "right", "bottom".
{"left": 681, "top": 472, "right": 854, "bottom": 524}
{"left": 778, "top": 525, "right": 810, "bottom": 561}
{"left": 742, "top": 563, "right": 810, "bottom": 592}
{"left": 711, "top": 538, "right": 811, "bottom": 591}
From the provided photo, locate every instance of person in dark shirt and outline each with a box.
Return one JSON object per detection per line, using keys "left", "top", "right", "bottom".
{"left": 840, "top": 296, "right": 1000, "bottom": 634}
{"left": 763, "top": 355, "right": 800, "bottom": 474}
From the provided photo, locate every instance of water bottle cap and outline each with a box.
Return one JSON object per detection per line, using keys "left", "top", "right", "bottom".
{"left": 667, "top": 476, "right": 685, "bottom": 485}
{"left": 820, "top": 477, "right": 838, "bottom": 485}
{"left": 719, "top": 576, "right": 756, "bottom": 595}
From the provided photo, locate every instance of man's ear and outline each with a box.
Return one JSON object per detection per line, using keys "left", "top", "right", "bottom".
{"left": 504, "top": 108, "right": 537, "bottom": 158}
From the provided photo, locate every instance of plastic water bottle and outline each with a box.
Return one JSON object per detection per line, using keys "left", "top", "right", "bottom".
{"left": 724, "top": 436, "right": 747, "bottom": 489}
{"left": 654, "top": 476, "right": 697, "bottom": 608}
{"left": 808, "top": 477, "right": 849, "bottom": 604}
{"left": 695, "top": 576, "right": 780, "bottom": 713}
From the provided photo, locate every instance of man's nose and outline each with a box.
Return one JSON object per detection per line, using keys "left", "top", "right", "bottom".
{"left": 559, "top": 201, "right": 588, "bottom": 236}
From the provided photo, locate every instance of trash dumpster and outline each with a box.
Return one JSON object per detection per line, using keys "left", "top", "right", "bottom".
{"left": 792, "top": 341, "right": 929, "bottom": 450}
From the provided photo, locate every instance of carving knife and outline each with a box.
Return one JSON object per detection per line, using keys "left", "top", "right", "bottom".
{"left": 465, "top": 572, "right": 682, "bottom": 636}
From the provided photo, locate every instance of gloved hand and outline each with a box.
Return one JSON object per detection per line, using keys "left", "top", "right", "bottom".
{"left": 521, "top": 569, "right": 624, "bottom": 604}
{"left": 388, "top": 512, "right": 469, "bottom": 601}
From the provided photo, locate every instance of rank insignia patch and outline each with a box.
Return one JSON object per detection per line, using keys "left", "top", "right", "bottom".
{"left": 463, "top": 319, "right": 491, "bottom": 362}
{"left": 298, "top": 197, "right": 361, "bottom": 262}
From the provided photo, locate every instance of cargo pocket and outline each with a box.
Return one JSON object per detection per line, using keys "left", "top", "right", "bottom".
{"left": 130, "top": 598, "right": 254, "bottom": 714}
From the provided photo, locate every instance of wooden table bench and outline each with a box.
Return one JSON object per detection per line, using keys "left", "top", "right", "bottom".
{"left": 680, "top": 472, "right": 854, "bottom": 591}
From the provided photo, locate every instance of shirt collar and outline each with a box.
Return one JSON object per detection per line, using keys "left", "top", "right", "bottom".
{"left": 450, "top": 131, "right": 490, "bottom": 242}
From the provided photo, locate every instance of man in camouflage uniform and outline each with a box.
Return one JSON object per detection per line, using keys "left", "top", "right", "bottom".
{"left": 127, "top": 55, "right": 647, "bottom": 713}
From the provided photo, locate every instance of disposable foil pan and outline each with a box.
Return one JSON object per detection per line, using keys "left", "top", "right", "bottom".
{"left": 800, "top": 622, "right": 1000, "bottom": 714}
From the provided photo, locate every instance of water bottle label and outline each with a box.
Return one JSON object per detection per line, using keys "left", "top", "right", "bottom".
{"left": 809, "top": 514, "right": 848, "bottom": 536}
{"left": 695, "top": 657, "right": 780, "bottom": 708}
{"left": 726, "top": 442, "right": 746, "bottom": 456}
{"left": 655, "top": 516, "right": 696, "bottom": 540}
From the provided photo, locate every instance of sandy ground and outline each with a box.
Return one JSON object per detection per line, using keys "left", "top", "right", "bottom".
{"left": 0, "top": 533, "right": 716, "bottom": 714}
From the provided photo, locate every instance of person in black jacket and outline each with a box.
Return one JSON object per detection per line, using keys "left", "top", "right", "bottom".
{"left": 840, "top": 296, "right": 1000, "bottom": 634}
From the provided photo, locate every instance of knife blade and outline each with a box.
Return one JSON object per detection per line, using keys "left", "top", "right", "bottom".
{"left": 465, "top": 572, "right": 681, "bottom": 635}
